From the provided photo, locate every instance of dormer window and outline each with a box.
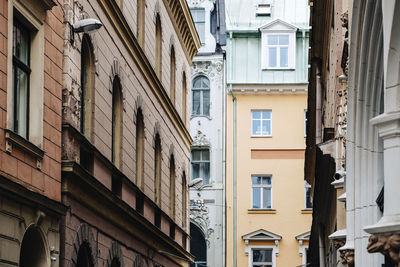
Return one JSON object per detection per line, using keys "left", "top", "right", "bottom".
{"left": 260, "top": 19, "right": 297, "bottom": 70}
{"left": 256, "top": 4, "right": 271, "bottom": 16}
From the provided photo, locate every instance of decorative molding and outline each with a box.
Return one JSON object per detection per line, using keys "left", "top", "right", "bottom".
{"left": 190, "top": 196, "right": 214, "bottom": 247}
{"left": 242, "top": 229, "right": 282, "bottom": 256}
{"left": 71, "top": 223, "right": 98, "bottom": 266}
{"left": 367, "top": 233, "right": 400, "bottom": 263}
{"left": 191, "top": 130, "right": 210, "bottom": 147}
{"left": 107, "top": 241, "right": 124, "bottom": 267}
{"left": 192, "top": 60, "right": 224, "bottom": 81}
{"left": 339, "top": 249, "right": 354, "bottom": 267}
{"left": 187, "top": 0, "right": 206, "bottom": 7}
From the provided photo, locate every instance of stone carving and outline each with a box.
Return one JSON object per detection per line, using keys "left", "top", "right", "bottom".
{"left": 71, "top": 223, "right": 98, "bottom": 266}
{"left": 107, "top": 241, "right": 124, "bottom": 267}
{"left": 342, "top": 249, "right": 354, "bottom": 266}
{"left": 192, "top": 130, "right": 210, "bottom": 147}
{"left": 188, "top": 0, "right": 206, "bottom": 7}
{"left": 192, "top": 60, "right": 224, "bottom": 83}
{"left": 190, "top": 195, "right": 214, "bottom": 247}
{"left": 368, "top": 233, "right": 400, "bottom": 263}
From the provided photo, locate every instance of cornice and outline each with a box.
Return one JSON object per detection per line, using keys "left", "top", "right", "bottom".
{"left": 62, "top": 161, "right": 194, "bottom": 262}
{"left": 97, "top": 0, "right": 193, "bottom": 149}
{"left": 162, "top": 0, "right": 201, "bottom": 61}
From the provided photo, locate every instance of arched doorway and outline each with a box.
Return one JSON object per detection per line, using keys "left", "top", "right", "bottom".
{"left": 76, "top": 242, "right": 94, "bottom": 267}
{"left": 190, "top": 223, "right": 207, "bottom": 267}
{"left": 19, "top": 226, "right": 48, "bottom": 267}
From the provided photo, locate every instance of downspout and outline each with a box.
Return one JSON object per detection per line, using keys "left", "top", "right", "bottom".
{"left": 318, "top": 224, "right": 326, "bottom": 267}
{"left": 228, "top": 30, "right": 237, "bottom": 267}
{"left": 316, "top": 67, "right": 322, "bottom": 144}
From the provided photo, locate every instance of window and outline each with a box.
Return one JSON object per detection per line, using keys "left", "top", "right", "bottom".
{"left": 169, "top": 155, "right": 176, "bottom": 218}
{"left": 305, "top": 181, "right": 312, "bottom": 209}
{"left": 251, "top": 248, "right": 273, "bottom": 267}
{"left": 182, "top": 72, "right": 187, "bottom": 124}
{"left": 154, "top": 134, "right": 162, "bottom": 205}
{"left": 137, "top": 0, "right": 145, "bottom": 46}
{"left": 80, "top": 34, "right": 94, "bottom": 138}
{"left": 12, "top": 19, "right": 31, "bottom": 139}
{"left": 182, "top": 172, "right": 187, "bottom": 228}
{"left": 267, "top": 35, "right": 289, "bottom": 68}
{"left": 192, "top": 76, "right": 210, "bottom": 116}
{"left": 256, "top": 4, "right": 271, "bottom": 16}
{"left": 155, "top": 14, "right": 162, "bottom": 77}
{"left": 112, "top": 77, "right": 122, "bottom": 167}
{"left": 191, "top": 149, "right": 210, "bottom": 184}
{"left": 252, "top": 176, "right": 272, "bottom": 209}
{"left": 170, "top": 46, "right": 176, "bottom": 103}
{"left": 251, "top": 111, "right": 271, "bottom": 137}
{"left": 304, "top": 109, "right": 307, "bottom": 137}
{"left": 136, "top": 108, "right": 144, "bottom": 188}
{"left": 190, "top": 9, "right": 205, "bottom": 43}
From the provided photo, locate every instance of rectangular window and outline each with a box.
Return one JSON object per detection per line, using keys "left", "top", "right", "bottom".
{"left": 251, "top": 111, "right": 271, "bottom": 136}
{"left": 252, "top": 248, "right": 273, "bottom": 267}
{"left": 256, "top": 4, "right": 271, "bottom": 16}
{"left": 252, "top": 176, "right": 272, "bottom": 209}
{"left": 191, "top": 149, "right": 210, "bottom": 184}
{"left": 305, "top": 181, "right": 312, "bottom": 209}
{"left": 267, "top": 35, "right": 289, "bottom": 68}
{"left": 190, "top": 9, "right": 205, "bottom": 44}
{"left": 12, "top": 19, "right": 31, "bottom": 139}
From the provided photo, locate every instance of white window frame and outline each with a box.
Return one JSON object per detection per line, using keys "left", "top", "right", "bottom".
{"left": 261, "top": 30, "right": 296, "bottom": 70}
{"left": 191, "top": 148, "right": 211, "bottom": 184}
{"left": 248, "top": 245, "right": 276, "bottom": 267}
{"left": 190, "top": 8, "right": 206, "bottom": 44}
{"left": 251, "top": 110, "right": 272, "bottom": 137}
{"left": 191, "top": 75, "right": 210, "bottom": 116}
{"left": 251, "top": 175, "right": 273, "bottom": 209}
{"left": 305, "top": 181, "right": 312, "bottom": 210}
{"left": 304, "top": 109, "right": 307, "bottom": 137}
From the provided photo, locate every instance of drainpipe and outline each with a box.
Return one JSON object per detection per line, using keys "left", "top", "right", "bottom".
{"left": 316, "top": 67, "right": 322, "bottom": 144}
{"left": 230, "top": 84, "right": 237, "bottom": 267}
{"left": 318, "top": 224, "right": 326, "bottom": 267}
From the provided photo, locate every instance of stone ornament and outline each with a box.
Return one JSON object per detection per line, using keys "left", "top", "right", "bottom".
{"left": 190, "top": 196, "right": 214, "bottom": 247}
{"left": 192, "top": 130, "right": 210, "bottom": 147}
{"left": 71, "top": 223, "right": 98, "bottom": 266}
{"left": 368, "top": 233, "right": 400, "bottom": 264}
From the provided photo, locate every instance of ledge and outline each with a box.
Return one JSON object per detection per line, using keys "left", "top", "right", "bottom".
{"left": 301, "top": 209, "right": 312, "bottom": 214}
{"left": 5, "top": 129, "right": 44, "bottom": 169}
{"left": 248, "top": 209, "right": 276, "bottom": 214}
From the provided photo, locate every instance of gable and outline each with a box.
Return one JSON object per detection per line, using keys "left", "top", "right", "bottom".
{"left": 242, "top": 229, "right": 282, "bottom": 241}
{"left": 259, "top": 19, "right": 297, "bottom": 32}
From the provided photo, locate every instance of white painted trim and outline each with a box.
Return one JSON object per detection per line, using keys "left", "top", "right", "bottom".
{"left": 261, "top": 32, "right": 296, "bottom": 70}
{"left": 250, "top": 175, "right": 273, "bottom": 209}
{"left": 247, "top": 245, "right": 277, "bottom": 267}
{"left": 251, "top": 110, "right": 272, "bottom": 137}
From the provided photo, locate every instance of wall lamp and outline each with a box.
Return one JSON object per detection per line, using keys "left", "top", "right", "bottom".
{"left": 70, "top": 18, "right": 103, "bottom": 43}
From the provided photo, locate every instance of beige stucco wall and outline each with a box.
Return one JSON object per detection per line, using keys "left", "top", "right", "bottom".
{"left": 226, "top": 91, "right": 312, "bottom": 267}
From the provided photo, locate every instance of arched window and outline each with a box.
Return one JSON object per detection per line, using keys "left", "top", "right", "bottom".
{"left": 182, "top": 72, "right": 187, "bottom": 124}
{"left": 192, "top": 76, "right": 210, "bottom": 116}
{"left": 190, "top": 223, "right": 207, "bottom": 267}
{"left": 169, "top": 155, "right": 176, "bottom": 218}
{"left": 170, "top": 46, "right": 176, "bottom": 103}
{"left": 136, "top": 108, "right": 144, "bottom": 188}
{"left": 155, "top": 14, "right": 162, "bottom": 77}
{"left": 182, "top": 172, "right": 187, "bottom": 227}
{"left": 112, "top": 77, "right": 122, "bottom": 168}
{"left": 80, "top": 34, "right": 94, "bottom": 138}
{"left": 137, "top": 0, "right": 145, "bottom": 46}
{"left": 19, "top": 227, "right": 47, "bottom": 267}
{"left": 76, "top": 243, "right": 94, "bottom": 267}
{"left": 154, "top": 133, "right": 162, "bottom": 205}
{"left": 110, "top": 258, "right": 120, "bottom": 267}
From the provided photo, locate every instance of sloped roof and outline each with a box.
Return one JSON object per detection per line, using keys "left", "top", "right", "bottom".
{"left": 242, "top": 229, "right": 282, "bottom": 241}
{"left": 259, "top": 18, "right": 297, "bottom": 32}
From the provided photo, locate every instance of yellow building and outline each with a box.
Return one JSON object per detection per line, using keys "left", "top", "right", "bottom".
{"left": 225, "top": 2, "right": 311, "bottom": 266}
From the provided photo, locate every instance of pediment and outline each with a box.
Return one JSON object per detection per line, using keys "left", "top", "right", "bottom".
{"left": 259, "top": 19, "right": 297, "bottom": 32}
{"left": 295, "top": 231, "right": 311, "bottom": 241}
{"left": 242, "top": 229, "right": 282, "bottom": 241}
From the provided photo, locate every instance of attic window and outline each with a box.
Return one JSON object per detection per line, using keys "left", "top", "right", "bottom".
{"left": 256, "top": 4, "right": 271, "bottom": 16}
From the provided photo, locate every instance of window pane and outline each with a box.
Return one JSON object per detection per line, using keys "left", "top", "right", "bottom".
{"left": 268, "top": 47, "right": 277, "bottom": 67}
{"left": 267, "top": 35, "right": 278, "bottom": 45}
{"left": 201, "top": 162, "right": 210, "bottom": 184}
{"left": 192, "top": 91, "right": 201, "bottom": 114}
{"left": 262, "top": 111, "right": 271, "bottom": 119}
{"left": 263, "top": 188, "right": 272, "bottom": 209}
{"left": 262, "top": 176, "right": 271, "bottom": 185}
{"left": 14, "top": 67, "right": 29, "bottom": 138}
{"left": 196, "top": 23, "right": 205, "bottom": 43}
{"left": 202, "top": 150, "right": 210, "bottom": 160}
{"left": 192, "top": 163, "right": 200, "bottom": 179}
{"left": 279, "top": 35, "right": 289, "bottom": 45}
{"left": 280, "top": 47, "right": 288, "bottom": 67}
{"left": 202, "top": 77, "right": 210, "bottom": 88}
{"left": 192, "top": 150, "right": 201, "bottom": 161}
{"left": 263, "top": 120, "right": 271, "bottom": 136}
{"left": 306, "top": 187, "right": 313, "bottom": 209}
{"left": 252, "top": 188, "right": 260, "bottom": 208}
{"left": 253, "top": 249, "right": 272, "bottom": 262}
{"left": 252, "top": 120, "right": 261, "bottom": 135}
{"left": 203, "top": 90, "right": 210, "bottom": 115}
{"left": 13, "top": 23, "right": 29, "bottom": 64}
{"left": 252, "top": 111, "right": 261, "bottom": 119}
{"left": 252, "top": 176, "right": 261, "bottom": 185}
{"left": 193, "top": 78, "right": 202, "bottom": 88}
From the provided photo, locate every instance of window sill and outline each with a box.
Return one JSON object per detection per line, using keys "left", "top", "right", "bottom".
{"left": 251, "top": 135, "right": 272, "bottom": 138}
{"left": 5, "top": 129, "right": 44, "bottom": 169}
{"left": 261, "top": 67, "right": 296, "bottom": 71}
{"left": 248, "top": 209, "right": 276, "bottom": 214}
{"left": 301, "top": 209, "right": 312, "bottom": 214}
{"left": 191, "top": 114, "right": 212, "bottom": 120}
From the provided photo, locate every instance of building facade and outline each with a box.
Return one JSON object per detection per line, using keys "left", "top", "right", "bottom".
{"left": 225, "top": 0, "right": 311, "bottom": 266}
{"left": 61, "top": 0, "right": 199, "bottom": 266}
{"left": 187, "top": 0, "right": 226, "bottom": 267}
{"left": 0, "top": 0, "right": 67, "bottom": 265}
